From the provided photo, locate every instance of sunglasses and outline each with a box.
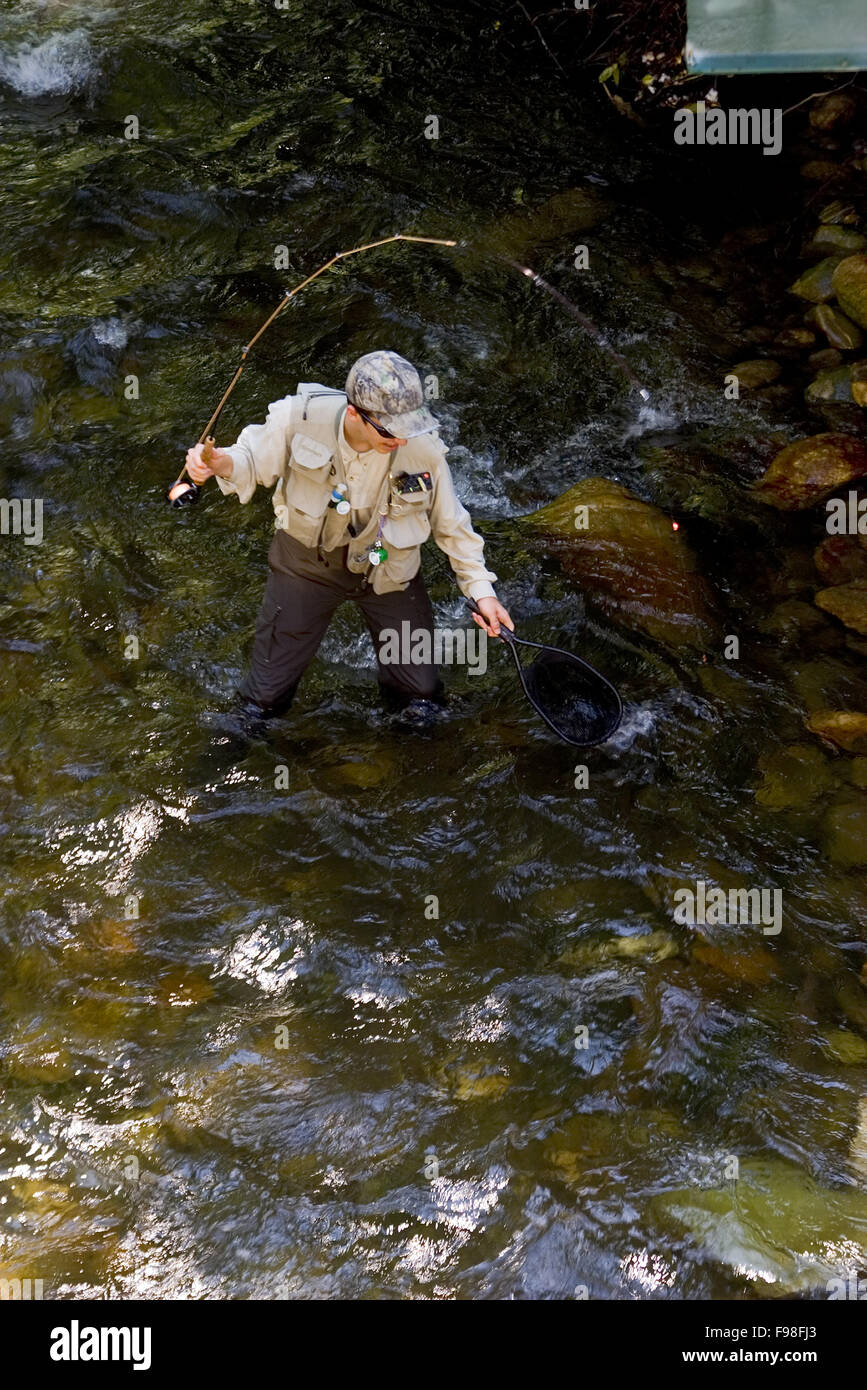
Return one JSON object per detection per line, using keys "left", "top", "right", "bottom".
{"left": 351, "top": 403, "right": 402, "bottom": 441}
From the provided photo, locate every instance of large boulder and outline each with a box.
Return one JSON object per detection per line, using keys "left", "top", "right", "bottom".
{"left": 832, "top": 254, "right": 867, "bottom": 329}
{"left": 522, "top": 477, "right": 716, "bottom": 647}
{"left": 753, "top": 433, "right": 867, "bottom": 510}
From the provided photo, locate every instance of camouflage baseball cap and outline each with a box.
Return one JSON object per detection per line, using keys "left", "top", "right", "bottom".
{"left": 345, "top": 350, "right": 438, "bottom": 438}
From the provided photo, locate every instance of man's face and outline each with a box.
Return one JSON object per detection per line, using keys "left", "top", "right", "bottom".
{"left": 347, "top": 404, "right": 408, "bottom": 454}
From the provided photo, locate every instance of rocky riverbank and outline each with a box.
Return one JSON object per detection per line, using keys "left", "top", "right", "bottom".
{"left": 513, "top": 86, "right": 867, "bottom": 874}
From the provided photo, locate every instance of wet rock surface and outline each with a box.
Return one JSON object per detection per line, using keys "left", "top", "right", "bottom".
{"left": 754, "top": 433, "right": 867, "bottom": 510}
{"left": 522, "top": 477, "right": 717, "bottom": 648}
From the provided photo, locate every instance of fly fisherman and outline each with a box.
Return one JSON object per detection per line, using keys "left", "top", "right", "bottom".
{"left": 185, "top": 350, "right": 513, "bottom": 720}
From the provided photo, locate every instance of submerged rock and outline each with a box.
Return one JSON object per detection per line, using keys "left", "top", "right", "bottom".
{"left": 728, "top": 359, "right": 781, "bottom": 389}
{"left": 822, "top": 1029, "right": 867, "bottom": 1065}
{"left": 832, "top": 255, "right": 867, "bottom": 329}
{"left": 814, "top": 581, "right": 867, "bottom": 634}
{"left": 489, "top": 186, "right": 609, "bottom": 260}
{"left": 805, "top": 303, "right": 863, "bottom": 351}
{"left": 755, "top": 742, "right": 835, "bottom": 809}
{"left": 823, "top": 796, "right": 867, "bottom": 866}
{"left": 652, "top": 1157, "right": 867, "bottom": 1293}
{"left": 753, "top": 433, "right": 867, "bottom": 510}
{"left": 850, "top": 1097, "right": 867, "bottom": 1179}
{"left": 558, "top": 928, "right": 679, "bottom": 969}
{"left": 522, "top": 478, "right": 717, "bottom": 647}
{"left": 691, "top": 939, "right": 778, "bottom": 984}
{"left": 790, "top": 255, "right": 845, "bottom": 303}
{"left": 807, "top": 710, "right": 867, "bottom": 752}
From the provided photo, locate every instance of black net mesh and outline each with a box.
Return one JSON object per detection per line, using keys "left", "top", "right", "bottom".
{"left": 520, "top": 648, "right": 621, "bottom": 746}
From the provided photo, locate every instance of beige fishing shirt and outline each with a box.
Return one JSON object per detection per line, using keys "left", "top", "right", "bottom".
{"left": 215, "top": 387, "right": 497, "bottom": 600}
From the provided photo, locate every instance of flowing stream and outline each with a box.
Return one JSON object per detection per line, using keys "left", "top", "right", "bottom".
{"left": 2, "top": 0, "right": 867, "bottom": 1299}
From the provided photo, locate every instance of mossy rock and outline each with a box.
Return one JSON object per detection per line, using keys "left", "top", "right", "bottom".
{"left": 814, "top": 581, "right": 867, "bottom": 635}
{"left": 334, "top": 759, "right": 392, "bottom": 788}
{"left": 522, "top": 477, "right": 717, "bottom": 648}
{"left": 807, "top": 709, "right": 867, "bottom": 752}
{"left": 822, "top": 1028, "right": 867, "bottom": 1065}
{"left": 754, "top": 433, "right": 867, "bottom": 510}
{"left": 790, "top": 255, "right": 846, "bottom": 303}
{"left": 728, "top": 359, "right": 781, "bottom": 389}
{"left": 692, "top": 939, "right": 778, "bottom": 984}
{"left": 805, "top": 365, "right": 856, "bottom": 403}
{"left": 809, "top": 225, "right": 866, "bottom": 256}
{"left": 832, "top": 254, "right": 867, "bottom": 329}
{"left": 558, "top": 928, "right": 679, "bottom": 969}
{"left": 442, "top": 1062, "right": 511, "bottom": 1102}
{"left": 805, "top": 303, "right": 863, "bottom": 351}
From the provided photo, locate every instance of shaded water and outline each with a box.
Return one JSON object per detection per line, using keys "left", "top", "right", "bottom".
{"left": 2, "top": 0, "right": 867, "bottom": 1299}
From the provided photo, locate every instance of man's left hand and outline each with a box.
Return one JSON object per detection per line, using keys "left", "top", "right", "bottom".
{"left": 471, "top": 596, "right": 514, "bottom": 638}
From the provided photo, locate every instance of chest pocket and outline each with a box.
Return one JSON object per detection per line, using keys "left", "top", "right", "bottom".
{"left": 284, "top": 433, "right": 334, "bottom": 545}
{"left": 382, "top": 491, "right": 432, "bottom": 549}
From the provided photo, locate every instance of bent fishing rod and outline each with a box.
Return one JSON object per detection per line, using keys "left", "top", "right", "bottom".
{"left": 166, "top": 231, "right": 651, "bottom": 506}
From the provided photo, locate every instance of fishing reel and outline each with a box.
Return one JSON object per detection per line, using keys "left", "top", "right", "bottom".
{"left": 166, "top": 478, "right": 201, "bottom": 507}
{"left": 165, "top": 437, "right": 213, "bottom": 507}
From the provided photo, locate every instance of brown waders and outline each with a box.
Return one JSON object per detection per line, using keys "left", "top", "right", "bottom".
{"left": 239, "top": 531, "right": 444, "bottom": 716}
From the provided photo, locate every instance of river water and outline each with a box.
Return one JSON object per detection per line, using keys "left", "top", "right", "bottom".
{"left": 2, "top": 0, "right": 867, "bottom": 1299}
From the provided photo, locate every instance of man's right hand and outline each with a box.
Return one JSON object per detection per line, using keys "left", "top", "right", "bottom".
{"left": 185, "top": 443, "right": 233, "bottom": 483}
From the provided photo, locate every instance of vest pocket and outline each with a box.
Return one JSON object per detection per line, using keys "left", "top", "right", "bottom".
{"left": 380, "top": 499, "right": 431, "bottom": 585}
{"left": 284, "top": 445, "right": 332, "bottom": 547}
{"left": 382, "top": 498, "right": 431, "bottom": 549}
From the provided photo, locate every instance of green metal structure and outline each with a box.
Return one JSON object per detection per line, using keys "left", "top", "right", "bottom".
{"left": 686, "top": 0, "right": 867, "bottom": 73}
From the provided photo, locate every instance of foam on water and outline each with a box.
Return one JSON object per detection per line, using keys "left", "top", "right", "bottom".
{"left": 0, "top": 29, "right": 95, "bottom": 96}
{"left": 604, "top": 701, "right": 659, "bottom": 750}
{"left": 621, "top": 399, "right": 681, "bottom": 439}
{"left": 91, "top": 316, "right": 127, "bottom": 350}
